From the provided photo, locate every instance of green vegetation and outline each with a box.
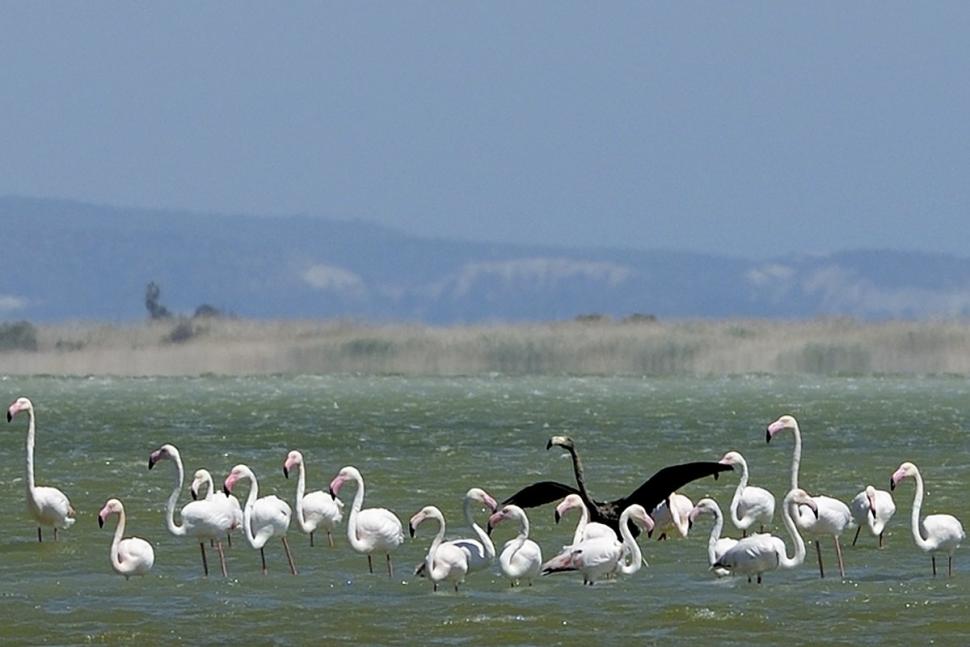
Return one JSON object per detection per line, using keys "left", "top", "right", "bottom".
{"left": 0, "top": 320, "right": 38, "bottom": 352}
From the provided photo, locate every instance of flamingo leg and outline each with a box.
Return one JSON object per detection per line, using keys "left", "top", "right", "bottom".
{"left": 932, "top": 555, "right": 937, "bottom": 577}
{"left": 37, "top": 528, "right": 42, "bottom": 543}
{"left": 815, "top": 540, "right": 825, "bottom": 578}
{"left": 878, "top": 531, "right": 884, "bottom": 549}
{"left": 310, "top": 531, "right": 315, "bottom": 548}
{"left": 227, "top": 533, "right": 233, "bottom": 548}
{"left": 742, "top": 529, "right": 747, "bottom": 538}
{"left": 281, "top": 536, "right": 298, "bottom": 575}
{"left": 851, "top": 526, "right": 861, "bottom": 546}
{"left": 386, "top": 553, "right": 394, "bottom": 578}
{"left": 757, "top": 574, "right": 762, "bottom": 584}
{"left": 433, "top": 582, "right": 438, "bottom": 592}
{"left": 199, "top": 542, "right": 210, "bottom": 577}
{"left": 216, "top": 541, "right": 228, "bottom": 577}
{"left": 367, "top": 554, "right": 374, "bottom": 574}
{"left": 949, "top": 555, "right": 953, "bottom": 577}
{"left": 260, "top": 547, "right": 268, "bottom": 575}
{"left": 328, "top": 531, "right": 334, "bottom": 548}
{"left": 834, "top": 536, "right": 846, "bottom": 578}
{"left": 53, "top": 528, "right": 58, "bottom": 542}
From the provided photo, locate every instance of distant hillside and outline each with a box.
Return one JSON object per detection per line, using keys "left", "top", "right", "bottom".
{"left": 2, "top": 196, "right": 970, "bottom": 322}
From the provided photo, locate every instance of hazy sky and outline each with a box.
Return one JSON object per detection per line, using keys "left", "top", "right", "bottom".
{"left": 2, "top": 3, "right": 969, "bottom": 258}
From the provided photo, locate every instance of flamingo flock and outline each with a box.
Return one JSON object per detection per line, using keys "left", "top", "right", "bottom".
{"left": 5, "top": 396, "right": 966, "bottom": 588}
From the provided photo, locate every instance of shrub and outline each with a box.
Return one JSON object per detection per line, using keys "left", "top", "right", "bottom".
{"left": 0, "top": 321, "right": 38, "bottom": 351}
{"left": 165, "top": 319, "right": 199, "bottom": 344}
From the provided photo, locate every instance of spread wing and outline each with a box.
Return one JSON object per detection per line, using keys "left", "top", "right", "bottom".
{"left": 621, "top": 461, "right": 732, "bottom": 514}
{"left": 502, "top": 481, "right": 580, "bottom": 509}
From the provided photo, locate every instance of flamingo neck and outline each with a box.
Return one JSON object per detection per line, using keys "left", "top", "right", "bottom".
{"left": 729, "top": 459, "right": 749, "bottom": 526}
{"left": 23, "top": 406, "right": 37, "bottom": 496}
{"left": 294, "top": 462, "right": 309, "bottom": 532}
{"left": 565, "top": 446, "right": 595, "bottom": 508}
{"left": 109, "top": 510, "right": 127, "bottom": 573}
{"left": 464, "top": 496, "right": 495, "bottom": 559}
{"left": 345, "top": 473, "right": 369, "bottom": 552}
{"left": 707, "top": 507, "right": 724, "bottom": 567}
{"left": 241, "top": 470, "right": 262, "bottom": 548}
{"left": 908, "top": 469, "right": 932, "bottom": 550}
{"left": 501, "top": 512, "right": 530, "bottom": 571}
{"left": 788, "top": 424, "right": 802, "bottom": 491}
{"left": 424, "top": 513, "right": 449, "bottom": 581}
{"left": 616, "top": 509, "right": 643, "bottom": 575}
{"left": 164, "top": 454, "right": 187, "bottom": 537}
{"left": 778, "top": 491, "right": 807, "bottom": 569}
{"left": 201, "top": 471, "right": 215, "bottom": 501}
{"left": 571, "top": 502, "right": 591, "bottom": 545}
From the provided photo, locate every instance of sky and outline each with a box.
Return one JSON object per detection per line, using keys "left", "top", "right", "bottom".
{"left": 2, "top": 3, "right": 969, "bottom": 259}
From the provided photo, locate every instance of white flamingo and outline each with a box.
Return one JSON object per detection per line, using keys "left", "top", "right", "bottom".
{"left": 541, "top": 504, "right": 654, "bottom": 585}
{"left": 98, "top": 498, "right": 155, "bottom": 579}
{"left": 849, "top": 485, "right": 895, "bottom": 548}
{"left": 688, "top": 497, "right": 738, "bottom": 577}
{"left": 713, "top": 488, "right": 818, "bottom": 584}
{"left": 767, "top": 415, "right": 852, "bottom": 578}
{"left": 416, "top": 488, "right": 497, "bottom": 578}
{"left": 409, "top": 506, "right": 468, "bottom": 592}
{"left": 7, "top": 397, "right": 75, "bottom": 541}
{"left": 650, "top": 492, "right": 693, "bottom": 540}
{"left": 555, "top": 493, "right": 617, "bottom": 545}
{"left": 190, "top": 468, "right": 243, "bottom": 547}
{"left": 719, "top": 451, "right": 776, "bottom": 536}
{"left": 224, "top": 464, "right": 298, "bottom": 575}
{"left": 487, "top": 504, "right": 543, "bottom": 587}
{"left": 149, "top": 444, "right": 234, "bottom": 577}
{"left": 328, "top": 466, "right": 404, "bottom": 577}
{"left": 283, "top": 450, "right": 343, "bottom": 547}
{"left": 890, "top": 461, "right": 965, "bottom": 576}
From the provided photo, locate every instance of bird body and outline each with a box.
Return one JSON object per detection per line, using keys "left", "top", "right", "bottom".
{"left": 98, "top": 498, "right": 155, "bottom": 579}
{"left": 224, "top": 463, "right": 298, "bottom": 575}
{"left": 7, "top": 397, "right": 76, "bottom": 541}
{"left": 555, "top": 493, "right": 617, "bottom": 545}
{"left": 190, "top": 468, "right": 243, "bottom": 545}
{"left": 891, "top": 461, "right": 965, "bottom": 576}
{"left": 409, "top": 506, "right": 468, "bottom": 591}
{"left": 329, "top": 466, "right": 404, "bottom": 577}
{"left": 488, "top": 505, "right": 542, "bottom": 587}
{"left": 688, "top": 497, "right": 738, "bottom": 577}
{"left": 283, "top": 450, "right": 343, "bottom": 547}
{"left": 850, "top": 485, "right": 895, "bottom": 548}
{"left": 719, "top": 451, "right": 775, "bottom": 536}
{"left": 650, "top": 492, "right": 693, "bottom": 540}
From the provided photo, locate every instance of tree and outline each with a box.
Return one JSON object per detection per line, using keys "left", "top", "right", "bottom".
{"left": 145, "top": 281, "right": 172, "bottom": 320}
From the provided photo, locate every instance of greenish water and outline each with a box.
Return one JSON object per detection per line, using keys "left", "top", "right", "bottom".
{"left": 0, "top": 375, "right": 968, "bottom": 645}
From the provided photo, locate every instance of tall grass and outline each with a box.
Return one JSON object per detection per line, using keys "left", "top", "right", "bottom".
{"left": 1, "top": 318, "right": 970, "bottom": 376}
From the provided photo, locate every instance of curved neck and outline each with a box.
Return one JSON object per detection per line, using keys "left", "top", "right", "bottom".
{"left": 242, "top": 471, "right": 263, "bottom": 548}
{"left": 789, "top": 425, "right": 802, "bottom": 490}
{"left": 729, "top": 459, "right": 749, "bottom": 525}
{"left": 294, "top": 462, "right": 309, "bottom": 532}
{"left": 201, "top": 471, "right": 215, "bottom": 501}
{"left": 778, "top": 493, "right": 807, "bottom": 569}
{"left": 908, "top": 470, "right": 932, "bottom": 549}
{"left": 707, "top": 507, "right": 724, "bottom": 567}
{"left": 565, "top": 445, "right": 595, "bottom": 507}
{"left": 501, "top": 513, "right": 530, "bottom": 570}
{"left": 424, "top": 514, "right": 449, "bottom": 580}
{"left": 109, "top": 510, "right": 127, "bottom": 572}
{"left": 345, "top": 473, "right": 369, "bottom": 552}
{"left": 464, "top": 496, "right": 495, "bottom": 559}
{"left": 164, "top": 454, "right": 187, "bottom": 537}
{"left": 572, "top": 503, "right": 591, "bottom": 545}
{"left": 617, "top": 511, "right": 643, "bottom": 575}
{"left": 24, "top": 406, "right": 37, "bottom": 495}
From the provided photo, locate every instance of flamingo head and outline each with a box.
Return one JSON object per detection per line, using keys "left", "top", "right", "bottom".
{"left": 766, "top": 415, "right": 798, "bottom": 443}
{"left": 223, "top": 464, "right": 250, "bottom": 496}
{"left": 465, "top": 487, "right": 497, "bottom": 513}
{"left": 328, "top": 466, "right": 359, "bottom": 499}
{"left": 627, "top": 504, "right": 655, "bottom": 535}
{"left": 718, "top": 451, "right": 743, "bottom": 469}
{"left": 283, "top": 450, "right": 304, "bottom": 479}
{"left": 546, "top": 435, "right": 574, "bottom": 451}
{"left": 6, "top": 396, "right": 32, "bottom": 423}
{"left": 408, "top": 506, "right": 438, "bottom": 538}
{"left": 148, "top": 444, "right": 178, "bottom": 470}
{"left": 687, "top": 498, "right": 717, "bottom": 526}
{"left": 98, "top": 498, "right": 123, "bottom": 528}
{"left": 786, "top": 488, "right": 819, "bottom": 518}
{"left": 865, "top": 485, "right": 878, "bottom": 516}
{"left": 486, "top": 506, "right": 512, "bottom": 536}
{"left": 554, "top": 493, "right": 584, "bottom": 524}
{"left": 190, "top": 469, "right": 212, "bottom": 501}
{"left": 890, "top": 462, "right": 918, "bottom": 491}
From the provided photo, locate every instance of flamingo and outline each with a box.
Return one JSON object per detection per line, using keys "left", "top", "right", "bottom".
{"left": 414, "top": 488, "right": 497, "bottom": 578}
{"left": 766, "top": 415, "right": 853, "bottom": 578}
{"left": 487, "top": 505, "right": 543, "bottom": 587}
{"left": 649, "top": 492, "right": 693, "bottom": 540}
{"left": 97, "top": 498, "right": 155, "bottom": 579}
{"left": 555, "top": 493, "right": 617, "bottom": 545}
{"left": 849, "top": 485, "right": 895, "bottom": 548}
{"left": 713, "top": 488, "right": 818, "bottom": 584}
{"left": 149, "top": 444, "right": 233, "bottom": 577}
{"left": 6, "top": 397, "right": 76, "bottom": 541}
{"left": 190, "top": 468, "right": 243, "bottom": 547}
{"left": 541, "top": 503, "right": 654, "bottom": 585}
{"left": 409, "top": 506, "right": 468, "bottom": 592}
{"left": 890, "top": 461, "right": 965, "bottom": 576}
{"left": 688, "top": 497, "right": 738, "bottom": 577}
{"left": 223, "top": 464, "right": 298, "bottom": 575}
{"left": 283, "top": 450, "right": 344, "bottom": 547}
{"left": 328, "top": 466, "right": 404, "bottom": 577}
{"left": 503, "top": 435, "right": 731, "bottom": 537}
{"left": 719, "top": 450, "right": 776, "bottom": 536}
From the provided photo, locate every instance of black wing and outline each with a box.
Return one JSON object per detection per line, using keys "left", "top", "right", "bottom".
{"left": 501, "top": 481, "right": 580, "bottom": 509}
{"left": 621, "top": 461, "right": 732, "bottom": 513}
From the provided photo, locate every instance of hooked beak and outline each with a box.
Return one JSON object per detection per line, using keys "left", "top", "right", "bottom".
{"left": 190, "top": 489, "right": 198, "bottom": 501}
{"left": 98, "top": 515, "right": 105, "bottom": 528}
{"left": 148, "top": 455, "right": 157, "bottom": 470}
{"left": 408, "top": 523, "right": 416, "bottom": 539}
{"left": 223, "top": 484, "right": 232, "bottom": 496}
{"left": 765, "top": 427, "right": 772, "bottom": 443}
{"left": 5, "top": 411, "right": 11, "bottom": 423}
{"left": 554, "top": 509, "right": 562, "bottom": 524}
{"left": 283, "top": 466, "right": 290, "bottom": 479}
{"left": 890, "top": 478, "right": 896, "bottom": 491}
{"left": 545, "top": 438, "right": 553, "bottom": 450}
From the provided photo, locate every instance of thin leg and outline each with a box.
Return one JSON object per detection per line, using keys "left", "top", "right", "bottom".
{"left": 760, "top": 524, "right": 765, "bottom": 533}
{"left": 216, "top": 541, "right": 228, "bottom": 577}
{"left": 454, "top": 582, "right": 459, "bottom": 592}
{"left": 834, "top": 536, "right": 845, "bottom": 578}
{"left": 227, "top": 533, "right": 233, "bottom": 548}
{"left": 878, "top": 531, "right": 884, "bottom": 549}
{"left": 433, "top": 582, "right": 438, "bottom": 592}
{"left": 932, "top": 555, "right": 937, "bottom": 577}
{"left": 328, "top": 531, "right": 334, "bottom": 548}
{"left": 386, "top": 553, "right": 394, "bottom": 578}
{"left": 815, "top": 540, "right": 825, "bottom": 578}
{"left": 37, "top": 528, "right": 42, "bottom": 543}
{"left": 368, "top": 554, "right": 374, "bottom": 574}
{"left": 742, "top": 530, "right": 747, "bottom": 538}
{"left": 310, "top": 531, "right": 315, "bottom": 548}
{"left": 281, "top": 536, "right": 298, "bottom": 575}
{"left": 949, "top": 555, "right": 953, "bottom": 577}
{"left": 260, "top": 547, "right": 268, "bottom": 575}
{"left": 53, "top": 528, "right": 59, "bottom": 542}
{"left": 852, "top": 526, "right": 862, "bottom": 547}
{"left": 200, "top": 542, "right": 209, "bottom": 577}
{"left": 757, "top": 574, "right": 762, "bottom": 584}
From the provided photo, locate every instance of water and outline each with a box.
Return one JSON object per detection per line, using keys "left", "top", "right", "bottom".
{"left": 0, "top": 375, "right": 968, "bottom": 645}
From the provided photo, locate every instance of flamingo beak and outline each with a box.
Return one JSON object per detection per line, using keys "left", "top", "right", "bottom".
{"left": 98, "top": 515, "right": 105, "bottom": 528}
{"left": 283, "top": 466, "right": 290, "bottom": 479}
{"left": 890, "top": 478, "right": 896, "bottom": 491}
{"left": 765, "top": 427, "right": 772, "bottom": 443}
{"left": 554, "top": 509, "right": 562, "bottom": 524}
{"left": 5, "top": 411, "right": 11, "bottom": 423}
{"left": 408, "top": 523, "right": 416, "bottom": 539}
{"left": 191, "top": 488, "right": 199, "bottom": 501}
{"left": 545, "top": 438, "right": 554, "bottom": 450}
